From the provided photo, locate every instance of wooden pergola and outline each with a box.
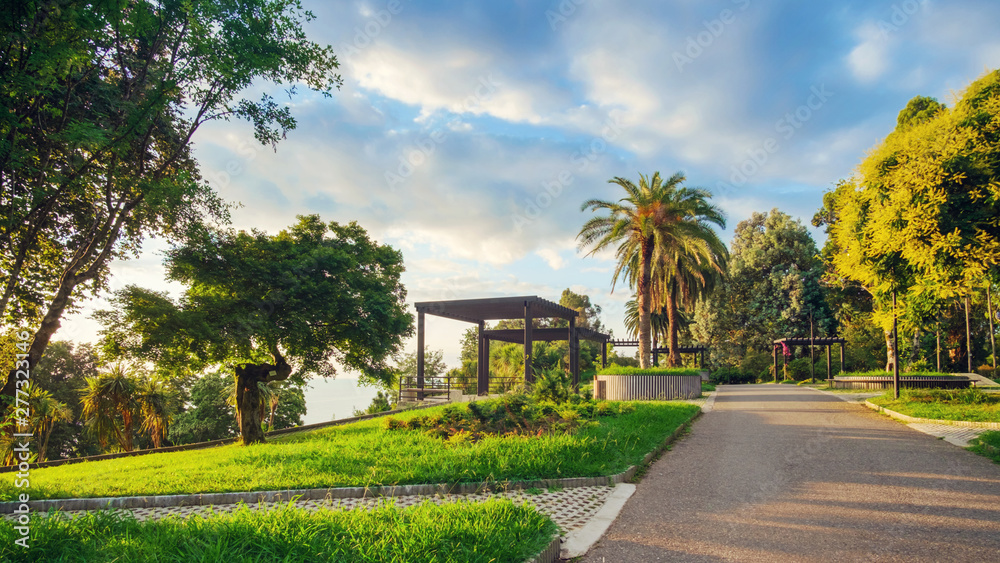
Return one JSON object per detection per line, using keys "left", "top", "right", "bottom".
{"left": 773, "top": 337, "right": 847, "bottom": 381}
{"left": 414, "top": 296, "right": 611, "bottom": 395}
{"left": 607, "top": 339, "right": 708, "bottom": 368}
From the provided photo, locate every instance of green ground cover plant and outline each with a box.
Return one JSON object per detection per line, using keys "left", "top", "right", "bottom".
{"left": 0, "top": 397, "right": 699, "bottom": 501}
{"left": 969, "top": 431, "right": 1000, "bottom": 464}
{"left": 869, "top": 388, "right": 1000, "bottom": 422}
{"left": 596, "top": 366, "right": 701, "bottom": 376}
{"left": 383, "top": 393, "right": 634, "bottom": 443}
{"left": 0, "top": 499, "right": 557, "bottom": 563}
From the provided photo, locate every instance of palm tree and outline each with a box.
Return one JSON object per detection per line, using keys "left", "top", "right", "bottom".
{"left": 578, "top": 171, "right": 725, "bottom": 367}
{"left": 29, "top": 386, "right": 73, "bottom": 462}
{"left": 80, "top": 364, "right": 137, "bottom": 452}
{"left": 136, "top": 378, "right": 175, "bottom": 448}
{"left": 634, "top": 227, "right": 728, "bottom": 366}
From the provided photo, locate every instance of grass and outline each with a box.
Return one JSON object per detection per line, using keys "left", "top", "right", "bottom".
{"left": 0, "top": 499, "right": 557, "bottom": 563}
{"left": 701, "top": 382, "right": 716, "bottom": 393}
{"left": 596, "top": 366, "right": 701, "bottom": 376}
{"left": 969, "top": 431, "right": 1000, "bottom": 464}
{"left": 868, "top": 388, "right": 1000, "bottom": 422}
{"left": 0, "top": 400, "right": 699, "bottom": 501}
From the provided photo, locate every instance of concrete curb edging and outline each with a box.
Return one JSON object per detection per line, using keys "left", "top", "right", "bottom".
{"left": 2, "top": 409, "right": 701, "bottom": 514}
{"left": 864, "top": 400, "right": 1000, "bottom": 430}
{"left": 560, "top": 483, "right": 636, "bottom": 559}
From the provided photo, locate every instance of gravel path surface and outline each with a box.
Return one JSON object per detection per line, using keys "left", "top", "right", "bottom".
{"left": 581, "top": 384, "right": 1000, "bottom": 562}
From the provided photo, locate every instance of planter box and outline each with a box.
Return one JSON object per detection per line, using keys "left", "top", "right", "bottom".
{"left": 830, "top": 376, "right": 971, "bottom": 390}
{"left": 595, "top": 374, "right": 702, "bottom": 400}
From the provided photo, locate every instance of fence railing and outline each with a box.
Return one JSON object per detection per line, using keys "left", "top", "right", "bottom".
{"left": 397, "top": 374, "right": 451, "bottom": 404}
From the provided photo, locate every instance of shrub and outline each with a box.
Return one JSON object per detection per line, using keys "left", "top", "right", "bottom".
{"left": 786, "top": 357, "right": 815, "bottom": 381}
{"left": 709, "top": 367, "right": 755, "bottom": 385}
{"left": 740, "top": 352, "right": 773, "bottom": 381}
{"left": 531, "top": 367, "right": 572, "bottom": 403}
{"left": 596, "top": 366, "right": 700, "bottom": 376}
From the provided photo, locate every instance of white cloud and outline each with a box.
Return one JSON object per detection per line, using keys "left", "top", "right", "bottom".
{"left": 536, "top": 248, "right": 566, "bottom": 270}
{"left": 847, "top": 22, "right": 890, "bottom": 83}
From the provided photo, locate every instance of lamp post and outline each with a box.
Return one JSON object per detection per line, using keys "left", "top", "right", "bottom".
{"left": 810, "top": 311, "right": 815, "bottom": 384}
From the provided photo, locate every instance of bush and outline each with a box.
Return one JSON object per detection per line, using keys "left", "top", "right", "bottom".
{"left": 977, "top": 364, "right": 996, "bottom": 380}
{"left": 596, "top": 366, "right": 700, "bottom": 376}
{"left": 709, "top": 367, "right": 755, "bottom": 385}
{"left": 786, "top": 357, "right": 817, "bottom": 381}
{"left": 740, "top": 352, "right": 774, "bottom": 381}
{"left": 531, "top": 367, "right": 572, "bottom": 403}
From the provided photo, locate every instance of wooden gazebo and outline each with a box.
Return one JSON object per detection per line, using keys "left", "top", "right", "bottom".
{"left": 773, "top": 337, "right": 847, "bottom": 381}
{"left": 414, "top": 296, "right": 611, "bottom": 396}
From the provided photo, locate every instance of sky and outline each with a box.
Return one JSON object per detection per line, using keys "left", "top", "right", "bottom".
{"left": 58, "top": 0, "right": 1000, "bottom": 382}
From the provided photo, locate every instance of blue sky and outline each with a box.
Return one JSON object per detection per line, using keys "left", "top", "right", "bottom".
{"left": 61, "top": 0, "right": 1000, "bottom": 375}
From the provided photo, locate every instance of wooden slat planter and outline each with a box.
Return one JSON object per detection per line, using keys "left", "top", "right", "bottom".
{"left": 831, "top": 376, "right": 971, "bottom": 390}
{"left": 595, "top": 374, "right": 702, "bottom": 400}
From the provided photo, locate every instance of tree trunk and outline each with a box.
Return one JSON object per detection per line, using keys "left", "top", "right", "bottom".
{"left": 234, "top": 353, "right": 291, "bottom": 445}
{"left": 909, "top": 328, "right": 922, "bottom": 369}
{"left": 666, "top": 286, "right": 680, "bottom": 367}
{"left": 637, "top": 240, "right": 653, "bottom": 369}
{"left": 884, "top": 328, "right": 896, "bottom": 373}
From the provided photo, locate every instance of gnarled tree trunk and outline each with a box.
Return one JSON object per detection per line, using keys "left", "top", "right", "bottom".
{"left": 234, "top": 351, "right": 291, "bottom": 445}
{"left": 884, "top": 328, "right": 896, "bottom": 373}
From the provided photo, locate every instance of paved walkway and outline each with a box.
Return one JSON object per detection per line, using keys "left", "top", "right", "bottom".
{"left": 582, "top": 385, "right": 1000, "bottom": 562}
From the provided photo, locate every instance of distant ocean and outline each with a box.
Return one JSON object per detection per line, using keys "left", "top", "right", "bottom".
{"left": 302, "top": 377, "right": 383, "bottom": 425}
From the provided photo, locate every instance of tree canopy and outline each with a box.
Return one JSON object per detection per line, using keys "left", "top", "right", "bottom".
{"left": 1, "top": 0, "right": 341, "bottom": 399}
{"left": 694, "top": 209, "right": 831, "bottom": 358}
{"left": 95, "top": 215, "right": 412, "bottom": 444}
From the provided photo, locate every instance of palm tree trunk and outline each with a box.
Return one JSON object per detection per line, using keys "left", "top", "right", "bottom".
{"left": 666, "top": 286, "right": 680, "bottom": 367}
{"left": 637, "top": 239, "right": 653, "bottom": 368}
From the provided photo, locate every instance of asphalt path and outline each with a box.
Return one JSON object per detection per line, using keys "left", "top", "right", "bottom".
{"left": 581, "top": 385, "right": 1000, "bottom": 562}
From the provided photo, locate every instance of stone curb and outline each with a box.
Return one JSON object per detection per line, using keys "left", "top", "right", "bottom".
{"left": 1, "top": 409, "right": 702, "bottom": 514}
{"left": 864, "top": 400, "right": 1000, "bottom": 430}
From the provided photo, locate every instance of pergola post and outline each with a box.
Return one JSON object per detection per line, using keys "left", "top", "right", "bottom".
{"left": 840, "top": 343, "right": 845, "bottom": 374}
{"left": 700, "top": 348, "right": 705, "bottom": 368}
{"left": 652, "top": 334, "right": 659, "bottom": 367}
{"left": 477, "top": 321, "right": 488, "bottom": 396}
{"left": 601, "top": 341, "right": 607, "bottom": 369}
{"left": 569, "top": 317, "right": 578, "bottom": 389}
{"left": 782, "top": 348, "right": 787, "bottom": 383}
{"left": 773, "top": 345, "right": 778, "bottom": 382}
{"left": 826, "top": 344, "right": 832, "bottom": 380}
{"left": 524, "top": 300, "right": 534, "bottom": 384}
{"left": 417, "top": 310, "right": 425, "bottom": 400}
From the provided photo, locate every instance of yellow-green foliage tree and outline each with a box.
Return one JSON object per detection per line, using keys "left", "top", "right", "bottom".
{"left": 830, "top": 70, "right": 1000, "bottom": 370}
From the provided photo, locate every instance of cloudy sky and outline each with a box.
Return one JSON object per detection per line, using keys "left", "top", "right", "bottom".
{"left": 61, "top": 0, "right": 1000, "bottom": 377}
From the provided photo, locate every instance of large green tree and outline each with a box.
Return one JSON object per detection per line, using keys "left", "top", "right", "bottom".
{"left": 1, "top": 0, "right": 341, "bottom": 400}
{"left": 829, "top": 70, "right": 1000, "bottom": 371}
{"left": 94, "top": 216, "right": 412, "bottom": 445}
{"left": 694, "top": 209, "right": 832, "bottom": 361}
{"left": 578, "top": 172, "right": 724, "bottom": 367}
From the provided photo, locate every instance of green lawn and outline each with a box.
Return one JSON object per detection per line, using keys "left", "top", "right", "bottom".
{"left": 868, "top": 388, "right": 1000, "bottom": 423}
{"left": 0, "top": 499, "right": 557, "bottom": 563}
{"left": 969, "top": 431, "right": 1000, "bottom": 464}
{"left": 1, "top": 400, "right": 699, "bottom": 501}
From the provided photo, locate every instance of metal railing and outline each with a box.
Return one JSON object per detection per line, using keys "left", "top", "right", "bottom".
{"left": 398, "top": 374, "right": 452, "bottom": 404}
